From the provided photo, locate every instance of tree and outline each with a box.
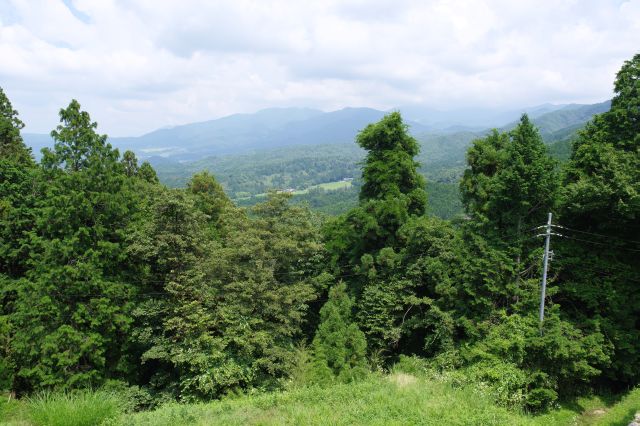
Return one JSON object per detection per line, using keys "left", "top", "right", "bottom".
{"left": 558, "top": 53, "right": 640, "bottom": 385}
{"left": 0, "top": 87, "right": 32, "bottom": 165}
{"left": 312, "top": 282, "right": 368, "bottom": 383}
{"left": 458, "top": 116, "right": 559, "bottom": 320}
{"left": 461, "top": 116, "right": 558, "bottom": 237}
{"left": 130, "top": 192, "right": 325, "bottom": 400}
{"left": 187, "top": 171, "right": 231, "bottom": 227}
{"left": 121, "top": 150, "right": 139, "bottom": 177}
{"left": 138, "top": 161, "right": 159, "bottom": 184}
{"left": 325, "top": 112, "right": 426, "bottom": 281}
{"left": 0, "top": 87, "right": 37, "bottom": 391}
{"left": 9, "top": 100, "right": 141, "bottom": 393}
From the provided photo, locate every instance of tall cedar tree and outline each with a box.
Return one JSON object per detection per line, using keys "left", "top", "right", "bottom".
{"left": 0, "top": 88, "right": 36, "bottom": 390}
{"left": 558, "top": 53, "right": 640, "bottom": 386}
{"left": 455, "top": 114, "right": 606, "bottom": 409}
{"left": 326, "top": 112, "right": 426, "bottom": 268}
{"left": 459, "top": 116, "right": 559, "bottom": 315}
{"left": 9, "top": 100, "right": 141, "bottom": 393}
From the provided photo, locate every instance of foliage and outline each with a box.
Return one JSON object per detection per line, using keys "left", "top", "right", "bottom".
{"left": 461, "top": 115, "right": 558, "bottom": 235}
{"left": 0, "top": 54, "right": 639, "bottom": 421}
{"left": 311, "top": 282, "right": 368, "bottom": 383}
{"left": 7, "top": 100, "right": 144, "bottom": 393}
{"left": 325, "top": 112, "right": 426, "bottom": 273}
{"left": 559, "top": 52, "right": 640, "bottom": 386}
{"left": 461, "top": 311, "right": 608, "bottom": 410}
{"left": 0, "top": 87, "right": 32, "bottom": 165}
{"left": 130, "top": 191, "right": 325, "bottom": 401}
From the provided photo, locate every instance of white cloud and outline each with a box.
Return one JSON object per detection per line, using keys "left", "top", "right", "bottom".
{"left": 0, "top": 0, "right": 638, "bottom": 135}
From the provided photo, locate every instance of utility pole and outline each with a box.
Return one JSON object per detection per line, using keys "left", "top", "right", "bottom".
{"left": 538, "top": 212, "right": 552, "bottom": 330}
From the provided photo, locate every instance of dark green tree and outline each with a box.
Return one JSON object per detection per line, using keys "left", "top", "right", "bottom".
{"left": 0, "top": 88, "right": 36, "bottom": 390}
{"left": 558, "top": 52, "right": 640, "bottom": 385}
{"left": 326, "top": 112, "right": 426, "bottom": 268}
{"left": 121, "top": 150, "right": 139, "bottom": 177}
{"left": 0, "top": 87, "right": 32, "bottom": 165}
{"left": 9, "top": 100, "right": 141, "bottom": 393}
{"left": 138, "top": 161, "right": 159, "bottom": 184}
{"left": 187, "top": 171, "right": 231, "bottom": 226}
{"left": 312, "top": 282, "right": 368, "bottom": 383}
{"left": 461, "top": 116, "right": 558, "bottom": 237}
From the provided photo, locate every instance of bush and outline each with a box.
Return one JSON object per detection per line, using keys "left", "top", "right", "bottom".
{"left": 26, "top": 389, "right": 124, "bottom": 426}
{"left": 391, "top": 355, "right": 430, "bottom": 377}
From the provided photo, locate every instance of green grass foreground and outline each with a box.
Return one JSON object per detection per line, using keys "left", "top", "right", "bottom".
{"left": 2, "top": 374, "right": 638, "bottom": 426}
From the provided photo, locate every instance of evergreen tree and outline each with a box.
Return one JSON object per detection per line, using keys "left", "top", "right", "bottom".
{"left": 0, "top": 87, "right": 32, "bottom": 165}
{"left": 458, "top": 116, "right": 559, "bottom": 316}
{"left": 9, "top": 100, "right": 141, "bottom": 393}
{"left": 138, "top": 161, "right": 159, "bottom": 184}
{"left": 312, "top": 282, "right": 367, "bottom": 383}
{"left": 326, "top": 112, "right": 426, "bottom": 268}
{"left": 187, "top": 171, "right": 231, "bottom": 226}
{"left": 461, "top": 115, "right": 558, "bottom": 237}
{"left": 559, "top": 53, "right": 640, "bottom": 385}
{"left": 121, "top": 150, "right": 139, "bottom": 177}
{"left": 0, "top": 87, "right": 36, "bottom": 391}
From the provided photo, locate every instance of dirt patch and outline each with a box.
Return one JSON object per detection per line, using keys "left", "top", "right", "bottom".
{"left": 389, "top": 373, "right": 417, "bottom": 387}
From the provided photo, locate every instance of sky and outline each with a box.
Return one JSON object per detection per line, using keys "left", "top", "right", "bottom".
{"left": 0, "top": 0, "right": 639, "bottom": 136}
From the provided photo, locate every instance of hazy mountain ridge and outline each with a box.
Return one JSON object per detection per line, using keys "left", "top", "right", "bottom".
{"left": 24, "top": 101, "right": 608, "bottom": 164}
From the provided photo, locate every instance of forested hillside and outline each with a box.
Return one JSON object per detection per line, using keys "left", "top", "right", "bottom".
{"left": 1, "top": 53, "right": 638, "bottom": 425}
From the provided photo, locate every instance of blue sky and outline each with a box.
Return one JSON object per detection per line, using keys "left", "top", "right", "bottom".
{"left": 0, "top": 0, "right": 639, "bottom": 136}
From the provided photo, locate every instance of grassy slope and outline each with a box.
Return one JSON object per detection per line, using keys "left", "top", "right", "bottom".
{"left": 112, "top": 376, "right": 640, "bottom": 426}
{"left": 2, "top": 377, "right": 638, "bottom": 425}
{"left": 115, "top": 374, "right": 542, "bottom": 426}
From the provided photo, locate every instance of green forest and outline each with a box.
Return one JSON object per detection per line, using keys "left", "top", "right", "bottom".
{"left": 1, "top": 54, "right": 639, "bottom": 425}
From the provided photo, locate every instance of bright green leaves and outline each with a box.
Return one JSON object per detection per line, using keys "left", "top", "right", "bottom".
{"left": 130, "top": 191, "right": 324, "bottom": 401}
{"left": 43, "top": 99, "right": 116, "bottom": 172}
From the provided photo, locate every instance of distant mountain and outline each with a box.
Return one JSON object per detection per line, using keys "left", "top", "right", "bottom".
{"left": 397, "top": 103, "right": 568, "bottom": 129}
{"left": 23, "top": 101, "right": 609, "bottom": 165}
{"left": 502, "top": 100, "right": 611, "bottom": 135}
{"left": 24, "top": 107, "right": 430, "bottom": 161}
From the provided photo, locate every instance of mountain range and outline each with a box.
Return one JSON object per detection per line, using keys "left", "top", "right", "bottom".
{"left": 23, "top": 101, "right": 610, "bottom": 164}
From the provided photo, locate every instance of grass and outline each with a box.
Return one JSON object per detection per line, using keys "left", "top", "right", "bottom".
{"left": 235, "top": 179, "right": 353, "bottom": 200}
{"left": 1, "top": 390, "right": 125, "bottom": 426}
{"left": 1, "top": 379, "right": 637, "bottom": 425}
{"left": 293, "top": 179, "right": 352, "bottom": 194}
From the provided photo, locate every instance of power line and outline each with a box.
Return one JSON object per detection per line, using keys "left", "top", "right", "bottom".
{"left": 553, "top": 224, "right": 640, "bottom": 246}
{"left": 554, "top": 233, "right": 640, "bottom": 253}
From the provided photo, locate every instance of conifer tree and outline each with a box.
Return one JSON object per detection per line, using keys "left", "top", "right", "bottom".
{"left": 461, "top": 115, "right": 558, "bottom": 237}
{"left": 10, "top": 100, "right": 141, "bottom": 393}
{"left": 0, "top": 87, "right": 32, "bottom": 165}
{"left": 559, "top": 53, "right": 640, "bottom": 385}
{"left": 325, "top": 112, "right": 426, "bottom": 279}
{"left": 312, "top": 282, "right": 367, "bottom": 383}
{"left": 0, "top": 87, "right": 36, "bottom": 391}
